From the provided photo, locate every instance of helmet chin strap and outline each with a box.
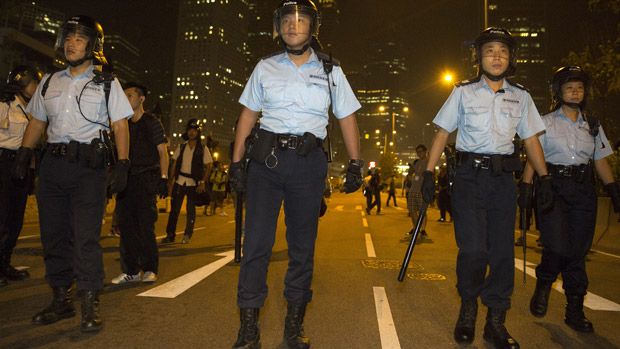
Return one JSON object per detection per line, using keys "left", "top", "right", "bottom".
{"left": 562, "top": 100, "right": 582, "bottom": 109}
{"left": 17, "top": 91, "right": 31, "bottom": 104}
{"left": 286, "top": 43, "right": 310, "bottom": 55}
{"left": 67, "top": 52, "right": 92, "bottom": 67}
{"left": 482, "top": 69, "right": 506, "bottom": 81}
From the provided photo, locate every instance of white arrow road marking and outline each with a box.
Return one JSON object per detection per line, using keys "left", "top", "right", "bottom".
{"left": 373, "top": 287, "right": 401, "bottom": 349}
{"left": 138, "top": 250, "right": 234, "bottom": 299}
{"left": 356, "top": 205, "right": 362, "bottom": 210}
{"left": 365, "top": 233, "right": 376, "bottom": 258}
{"left": 335, "top": 205, "right": 344, "bottom": 211}
{"left": 515, "top": 258, "right": 620, "bottom": 311}
{"left": 517, "top": 231, "right": 620, "bottom": 260}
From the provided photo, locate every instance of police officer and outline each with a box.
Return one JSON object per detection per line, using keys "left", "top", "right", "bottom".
{"left": 110, "top": 82, "right": 168, "bottom": 285}
{"left": 421, "top": 28, "right": 553, "bottom": 349}
{"left": 522, "top": 66, "right": 620, "bottom": 333}
{"left": 12, "top": 15, "right": 133, "bottom": 332}
{"left": 162, "top": 118, "right": 213, "bottom": 244}
{"left": 228, "top": 1, "right": 363, "bottom": 348}
{"left": 0, "top": 65, "right": 42, "bottom": 287}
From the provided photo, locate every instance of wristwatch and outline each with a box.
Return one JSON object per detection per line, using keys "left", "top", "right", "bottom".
{"left": 197, "top": 180, "right": 205, "bottom": 185}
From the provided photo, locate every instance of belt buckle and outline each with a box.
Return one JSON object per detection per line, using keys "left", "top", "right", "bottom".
{"left": 473, "top": 156, "right": 490, "bottom": 170}
{"left": 287, "top": 135, "right": 299, "bottom": 149}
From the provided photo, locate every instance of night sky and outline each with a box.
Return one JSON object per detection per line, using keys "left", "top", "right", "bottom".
{"left": 37, "top": 0, "right": 599, "bottom": 130}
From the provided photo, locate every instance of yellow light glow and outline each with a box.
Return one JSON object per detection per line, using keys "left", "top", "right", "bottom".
{"left": 376, "top": 141, "right": 381, "bottom": 146}
{"left": 213, "top": 152, "right": 219, "bottom": 159}
{"left": 379, "top": 106, "right": 386, "bottom": 112}
{"left": 375, "top": 129, "right": 380, "bottom": 134}
{"left": 403, "top": 106, "right": 409, "bottom": 112}
{"left": 364, "top": 134, "right": 370, "bottom": 139}
{"left": 443, "top": 72, "right": 454, "bottom": 83}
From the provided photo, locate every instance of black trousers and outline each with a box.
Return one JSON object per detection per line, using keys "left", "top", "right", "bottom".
{"left": 165, "top": 183, "right": 197, "bottom": 239}
{"left": 438, "top": 189, "right": 452, "bottom": 220}
{"left": 0, "top": 156, "right": 29, "bottom": 265}
{"left": 37, "top": 154, "right": 107, "bottom": 290}
{"left": 451, "top": 164, "right": 516, "bottom": 310}
{"left": 535, "top": 176, "right": 596, "bottom": 296}
{"left": 116, "top": 171, "right": 159, "bottom": 274}
{"left": 237, "top": 147, "right": 326, "bottom": 308}
{"left": 368, "top": 190, "right": 381, "bottom": 213}
{"left": 386, "top": 191, "right": 397, "bottom": 207}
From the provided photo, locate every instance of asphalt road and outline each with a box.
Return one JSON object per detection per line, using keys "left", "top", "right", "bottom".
{"left": 1, "top": 192, "right": 619, "bottom": 349}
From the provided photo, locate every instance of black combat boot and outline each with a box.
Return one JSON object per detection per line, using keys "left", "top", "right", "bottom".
{"left": 564, "top": 294, "right": 594, "bottom": 333}
{"left": 454, "top": 298, "right": 477, "bottom": 343}
{"left": 483, "top": 308, "right": 519, "bottom": 349}
{"left": 0, "top": 254, "right": 29, "bottom": 280}
{"left": 283, "top": 303, "right": 310, "bottom": 349}
{"left": 80, "top": 290, "right": 103, "bottom": 333}
{"left": 233, "top": 308, "right": 261, "bottom": 349}
{"left": 32, "top": 286, "right": 76, "bottom": 325}
{"left": 530, "top": 279, "right": 552, "bottom": 317}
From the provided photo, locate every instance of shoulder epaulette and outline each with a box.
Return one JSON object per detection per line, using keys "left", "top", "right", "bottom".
{"left": 260, "top": 50, "right": 286, "bottom": 61}
{"left": 506, "top": 79, "right": 529, "bottom": 92}
{"left": 315, "top": 51, "right": 340, "bottom": 66}
{"left": 455, "top": 76, "right": 480, "bottom": 87}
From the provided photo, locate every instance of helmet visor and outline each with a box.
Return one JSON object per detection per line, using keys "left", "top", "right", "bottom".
{"left": 274, "top": 5, "right": 317, "bottom": 40}
{"left": 55, "top": 22, "right": 97, "bottom": 51}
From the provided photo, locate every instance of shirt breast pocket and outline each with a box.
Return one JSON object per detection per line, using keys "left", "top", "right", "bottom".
{"left": 575, "top": 128, "right": 595, "bottom": 158}
{"left": 463, "top": 106, "right": 489, "bottom": 133}
{"left": 79, "top": 91, "right": 105, "bottom": 122}
{"left": 8, "top": 116, "right": 27, "bottom": 137}
{"left": 302, "top": 81, "right": 330, "bottom": 114}
{"left": 43, "top": 90, "right": 63, "bottom": 118}
{"left": 262, "top": 79, "right": 287, "bottom": 105}
{"left": 499, "top": 106, "right": 521, "bottom": 135}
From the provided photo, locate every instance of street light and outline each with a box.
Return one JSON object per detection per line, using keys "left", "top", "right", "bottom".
{"left": 442, "top": 71, "right": 455, "bottom": 84}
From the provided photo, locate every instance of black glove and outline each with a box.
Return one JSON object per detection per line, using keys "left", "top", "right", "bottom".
{"left": 108, "top": 159, "right": 130, "bottom": 194}
{"left": 604, "top": 182, "right": 620, "bottom": 213}
{"left": 537, "top": 175, "right": 554, "bottom": 212}
{"left": 421, "top": 170, "right": 435, "bottom": 203}
{"left": 158, "top": 178, "right": 169, "bottom": 199}
{"left": 11, "top": 147, "right": 34, "bottom": 185}
{"left": 343, "top": 159, "right": 364, "bottom": 194}
{"left": 517, "top": 182, "right": 533, "bottom": 210}
{"left": 229, "top": 161, "right": 246, "bottom": 193}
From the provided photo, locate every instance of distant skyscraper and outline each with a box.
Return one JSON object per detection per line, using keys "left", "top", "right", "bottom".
{"left": 171, "top": 0, "right": 250, "bottom": 156}
{"left": 0, "top": 0, "right": 65, "bottom": 78}
{"left": 106, "top": 34, "right": 140, "bottom": 83}
{"left": 348, "top": 41, "right": 411, "bottom": 161}
{"left": 317, "top": 0, "right": 340, "bottom": 52}
{"left": 487, "top": 0, "right": 549, "bottom": 109}
{"left": 247, "top": 0, "right": 278, "bottom": 65}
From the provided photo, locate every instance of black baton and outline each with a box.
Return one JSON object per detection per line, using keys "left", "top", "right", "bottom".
{"left": 398, "top": 202, "right": 428, "bottom": 281}
{"left": 520, "top": 207, "right": 527, "bottom": 284}
{"left": 234, "top": 192, "right": 243, "bottom": 263}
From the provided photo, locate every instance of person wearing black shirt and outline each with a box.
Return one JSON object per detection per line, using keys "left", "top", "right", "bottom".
{"left": 111, "top": 82, "right": 168, "bottom": 284}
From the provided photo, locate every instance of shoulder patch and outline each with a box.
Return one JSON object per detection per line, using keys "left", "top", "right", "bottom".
{"left": 315, "top": 51, "right": 341, "bottom": 66}
{"left": 455, "top": 76, "right": 480, "bottom": 87}
{"left": 260, "top": 50, "right": 285, "bottom": 61}
{"left": 506, "top": 79, "right": 529, "bottom": 92}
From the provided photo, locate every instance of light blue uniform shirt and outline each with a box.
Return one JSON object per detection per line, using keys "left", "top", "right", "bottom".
{"left": 433, "top": 77, "right": 545, "bottom": 155}
{"left": 539, "top": 109, "right": 613, "bottom": 166}
{"left": 27, "top": 64, "right": 133, "bottom": 143}
{"left": 239, "top": 49, "right": 361, "bottom": 139}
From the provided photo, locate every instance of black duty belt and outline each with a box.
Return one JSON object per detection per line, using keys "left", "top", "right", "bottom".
{"left": 0, "top": 147, "right": 17, "bottom": 161}
{"left": 47, "top": 142, "right": 90, "bottom": 160}
{"left": 547, "top": 163, "right": 591, "bottom": 178}
{"left": 456, "top": 151, "right": 521, "bottom": 175}
{"left": 275, "top": 133, "right": 323, "bottom": 150}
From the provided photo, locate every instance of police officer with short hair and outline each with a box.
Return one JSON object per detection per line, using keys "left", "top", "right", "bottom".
{"left": 12, "top": 15, "right": 133, "bottom": 333}
{"left": 421, "top": 28, "right": 553, "bottom": 348}
{"left": 0, "top": 65, "right": 42, "bottom": 287}
{"left": 228, "top": 1, "right": 363, "bottom": 348}
{"left": 522, "top": 66, "right": 619, "bottom": 333}
{"left": 110, "top": 82, "right": 168, "bottom": 285}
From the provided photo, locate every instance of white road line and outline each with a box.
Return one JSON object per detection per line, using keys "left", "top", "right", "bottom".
{"left": 365, "top": 233, "right": 376, "bottom": 258}
{"left": 155, "top": 226, "right": 206, "bottom": 240}
{"left": 515, "top": 258, "right": 620, "bottom": 311}
{"left": 373, "top": 287, "right": 401, "bottom": 349}
{"left": 17, "top": 234, "right": 38, "bottom": 241}
{"left": 138, "top": 250, "right": 234, "bottom": 299}
{"left": 362, "top": 218, "right": 369, "bottom": 228}
{"left": 335, "top": 205, "right": 344, "bottom": 211}
{"left": 356, "top": 205, "right": 362, "bottom": 210}
{"left": 393, "top": 206, "right": 404, "bottom": 211}
{"left": 517, "top": 231, "right": 620, "bottom": 260}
